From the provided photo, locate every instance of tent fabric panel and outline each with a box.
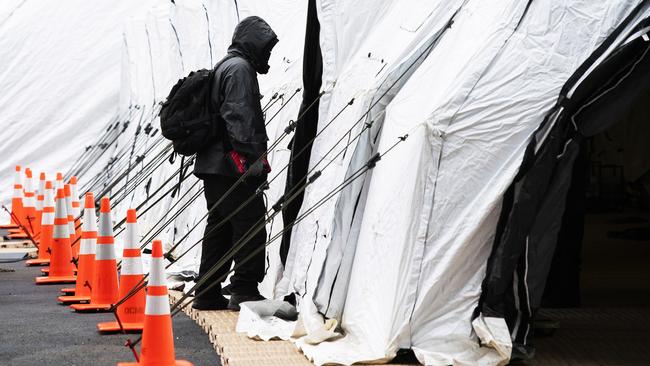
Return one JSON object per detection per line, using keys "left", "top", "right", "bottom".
{"left": 480, "top": 2, "right": 650, "bottom": 355}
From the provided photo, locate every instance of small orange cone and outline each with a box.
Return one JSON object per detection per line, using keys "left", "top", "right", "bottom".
{"left": 34, "top": 172, "right": 46, "bottom": 235}
{"left": 98, "top": 208, "right": 145, "bottom": 332}
{"left": 1, "top": 165, "right": 23, "bottom": 230}
{"left": 64, "top": 184, "right": 79, "bottom": 259}
{"left": 25, "top": 180, "right": 54, "bottom": 266}
{"left": 7, "top": 167, "right": 30, "bottom": 239}
{"left": 117, "top": 240, "right": 193, "bottom": 366}
{"left": 20, "top": 168, "right": 38, "bottom": 235}
{"left": 35, "top": 188, "right": 76, "bottom": 284}
{"left": 41, "top": 183, "right": 75, "bottom": 276}
{"left": 70, "top": 176, "right": 82, "bottom": 251}
{"left": 55, "top": 172, "right": 64, "bottom": 191}
{"left": 59, "top": 192, "right": 97, "bottom": 304}
{"left": 71, "top": 197, "right": 119, "bottom": 312}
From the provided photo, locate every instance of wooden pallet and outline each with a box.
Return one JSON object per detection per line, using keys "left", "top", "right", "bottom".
{"left": 0, "top": 239, "right": 33, "bottom": 249}
{"left": 169, "top": 291, "right": 313, "bottom": 366}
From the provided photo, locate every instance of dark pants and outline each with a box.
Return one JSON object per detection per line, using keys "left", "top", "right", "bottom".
{"left": 195, "top": 175, "right": 266, "bottom": 299}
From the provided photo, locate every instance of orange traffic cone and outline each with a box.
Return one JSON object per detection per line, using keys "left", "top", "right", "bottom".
{"left": 25, "top": 180, "right": 54, "bottom": 266}
{"left": 55, "top": 172, "right": 64, "bottom": 191}
{"left": 1, "top": 166, "right": 24, "bottom": 230}
{"left": 41, "top": 183, "right": 76, "bottom": 277}
{"left": 47, "top": 184, "right": 77, "bottom": 277}
{"left": 63, "top": 184, "right": 79, "bottom": 259}
{"left": 34, "top": 172, "right": 46, "bottom": 236}
{"left": 71, "top": 197, "right": 119, "bottom": 312}
{"left": 9, "top": 167, "right": 36, "bottom": 239}
{"left": 59, "top": 192, "right": 97, "bottom": 303}
{"left": 117, "top": 240, "right": 193, "bottom": 366}
{"left": 70, "top": 176, "right": 82, "bottom": 250}
{"left": 35, "top": 188, "right": 76, "bottom": 284}
{"left": 98, "top": 208, "right": 145, "bottom": 332}
{"left": 7, "top": 167, "right": 30, "bottom": 240}
{"left": 21, "top": 168, "right": 38, "bottom": 235}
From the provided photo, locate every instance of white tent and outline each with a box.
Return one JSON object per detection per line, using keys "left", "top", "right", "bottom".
{"left": 1, "top": 1, "right": 648, "bottom": 365}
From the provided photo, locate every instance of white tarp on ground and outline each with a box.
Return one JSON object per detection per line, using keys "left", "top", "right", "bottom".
{"left": 0, "top": 1, "right": 644, "bottom": 365}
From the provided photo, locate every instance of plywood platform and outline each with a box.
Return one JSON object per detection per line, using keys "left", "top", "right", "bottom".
{"left": 169, "top": 291, "right": 314, "bottom": 366}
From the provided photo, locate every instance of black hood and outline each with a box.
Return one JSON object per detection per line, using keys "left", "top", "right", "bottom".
{"left": 228, "top": 16, "right": 278, "bottom": 74}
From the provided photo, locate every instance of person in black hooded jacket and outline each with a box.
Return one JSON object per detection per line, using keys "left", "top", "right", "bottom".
{"left": 193, "top": 16, "right": 278, "bottom": 311}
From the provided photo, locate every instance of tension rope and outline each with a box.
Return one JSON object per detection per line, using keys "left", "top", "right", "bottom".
{"left": 80, "top": 107, "right": 162, "bottom": 195}
{"left": 65, "top": 115, "right": 120, "bottom": 180}
{"left": 122, "top": 103, "right": 161, "bottom": 200}
{"left": 113, "top": 157, "right": 197, "bottom": 234}
{"left": 81, "top": 122, "right": 162, "bottom": 196}
{"left": 261, "top": 92, "right": 279, "bottom": 112}
{"left": 68, "top": 141, "right": 175, "bottom": 251}
{"left": 72, "top": 119, "right": 128, "bottom": 183}
{"left": 79, "top": 124, "right": 154, "bottom": 195}
{"left": 265, "top": 88, "right": 300, "bottom": 127}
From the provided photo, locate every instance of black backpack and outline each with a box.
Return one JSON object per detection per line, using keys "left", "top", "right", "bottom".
{"left": 159, "top": 68, "right": 215, "bottom": 156}
{"left": 160, "top": 56, "right": 233, "bottom": 156}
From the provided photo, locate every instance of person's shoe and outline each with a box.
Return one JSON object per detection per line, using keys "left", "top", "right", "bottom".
{"left": 228, "top": 293, "right": 265, "bottom": 311}
{"left": 191, "top": 295, "right": 229, "bottom": 311}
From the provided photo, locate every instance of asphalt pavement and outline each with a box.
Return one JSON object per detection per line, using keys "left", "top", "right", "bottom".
{"left": 0, "top": 259, "right": 220, "bottom": 366}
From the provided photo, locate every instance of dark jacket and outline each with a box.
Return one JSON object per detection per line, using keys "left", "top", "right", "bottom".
{"left": 194, "top": 16, "right": 278, "bottom": 179}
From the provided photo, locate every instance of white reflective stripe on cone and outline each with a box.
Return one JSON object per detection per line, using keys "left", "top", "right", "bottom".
{"left": 83, "top": 208, "right": 97, "bottom": 231}
{"left": 24, "top": 196, "right": 35, "bottom": 208}
{"left": 79, "top": 238, "right": 96, "bottom": 255}
{"left": 71, "top": 204, "right": 80, "bottom": 217}
{"left": 41, "top": 212, "right": 55, "bottom": 225}
{"left": 71, "top": 184, "right": 79, "bottom": 203}
{"left": 44, "top": 189, "right": 54, "bottom": 210}
{"left": 145, "top": 295, "right": 170, "bottom": 315}
{"left": 38, "top": 180, "right": 45, "bottom": 197}
{"left": 68, "top": 222, "right": 75, "bottom": 235}
{"left": 121, "top": 257, "right": 143, "bottom": 275}
{"left": 148, "top": 257, "right": 165, "bottom": 286}
{"left": 13, "top": 188, "right": 22, "bottom": 196}
{"left": 24, "top": 177, "right": 34, "bottom": 205}
{"left": 125, "top": 223, "right": 138, "bottom": 249}
{"left": 65, "top": 196, "right": 74, "bottom": 217}
{"left": 95, "top": 244, "right": 116, "bottom": 260}
{"left": 55, "top": 198, "right": 67, "bottom": 219}
{"left": 98, "top": 213, "right": 112, "bottom": 235}
{"left": 36, "top": 199, "right": 43, "bottom": 210}
{"left": 54, "top": 224, "right": 69, "bottom": 239}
